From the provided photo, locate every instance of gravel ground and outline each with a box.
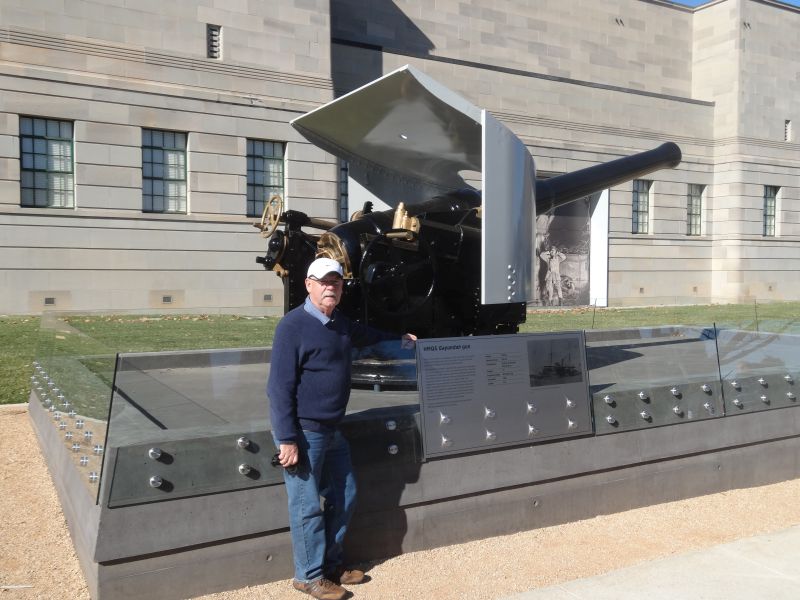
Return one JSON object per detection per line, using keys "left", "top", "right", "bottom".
{"left": 3, "top": 402, "right": 800, "bottom": 600}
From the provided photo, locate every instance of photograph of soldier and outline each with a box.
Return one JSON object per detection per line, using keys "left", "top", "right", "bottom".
{"left": 540, "top": 247, "right": 567, "bottom": 306}
{"left": 533, "top": 191, "right": 596, "bottom": 306}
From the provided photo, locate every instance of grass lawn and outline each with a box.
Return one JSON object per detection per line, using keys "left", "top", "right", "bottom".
{"left": 3, "top": 302, "right": 799, "bottom": 406}
{"left": 518, "top": 301, "right": 799, "bottom": 332}
{"left": 0, "top": 317, "right": 40, "bottom": 405}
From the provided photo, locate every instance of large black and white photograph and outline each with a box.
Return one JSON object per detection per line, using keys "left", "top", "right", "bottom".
{"left": 533, "top": 193, "right": 597, "bottom": 307}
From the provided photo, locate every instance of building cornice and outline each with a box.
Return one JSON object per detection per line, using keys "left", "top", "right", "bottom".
{"left": 0, "top": 26, "right": 332, "bottom": 90}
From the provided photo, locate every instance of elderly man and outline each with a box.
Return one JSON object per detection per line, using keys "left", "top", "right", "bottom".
{"left": 268, "top": 257, "right": 416, "bottom": 600}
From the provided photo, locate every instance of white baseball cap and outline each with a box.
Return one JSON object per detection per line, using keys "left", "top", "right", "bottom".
{"left": 307, "top": 257, "right": 343, "bottom": 279}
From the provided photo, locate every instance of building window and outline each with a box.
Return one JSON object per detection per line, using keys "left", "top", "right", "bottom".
{"left": 686, "top": 184, "right": 704, "bottom": 236}
{"left": 142, "top": 129, "right": 187, "bottom": 213}
{"left": 763, "top": 186, "right": 778, "bottom": 237}
{"left": 207, "top": 24, "right": 222, "bottom": 59}
{"left": 19, "top": 117, "right": 74, "bottom": 208}
{"left": 632, "top": 179, "right": 651, "bottom": 234}
{"left": 247, "top": 139, "right": 284, "bottom": 218}
{"left": 339, "top": 160, "right": 349, "bottom": 222}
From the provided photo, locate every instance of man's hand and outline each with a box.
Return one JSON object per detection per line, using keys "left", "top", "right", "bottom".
{"left": 278, "top": 442, "right": 299, "bottom": 467}
{"left": 401, "top": 333, "right": 417, "bottom": 349}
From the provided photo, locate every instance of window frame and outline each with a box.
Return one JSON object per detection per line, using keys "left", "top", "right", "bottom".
{"left": 763, "top": 185, "right": 778, "bottom": 237}
{"left": 246, "top": 139, "right": 285, "bottom": 219}
{"left": 686, "top": 183, "right": 704, "bottom": 236}
{"left": 19, "top": 116, "right": 75, "bottom": 209}
{"left": 142, "top": 128, "right": 188, "bottom": 214}
{"left": 631, "top": 179, "right": 651, "bottom": 234}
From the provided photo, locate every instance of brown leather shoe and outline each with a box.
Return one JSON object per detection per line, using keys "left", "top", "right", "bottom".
{"left": 292, "top": 577, "right": 346, "bottom": 600}
{"left": 328, "top": 566, "right": 366, "bottom": 585}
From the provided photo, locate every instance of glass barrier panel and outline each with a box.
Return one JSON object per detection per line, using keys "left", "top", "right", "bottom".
{"left": 715, "top": 324, "right": 800, "bottom": 414}
{"left": 32, "top": 312, "right": 115, "bottom": 501}
{"left": 585, "top": 325, "right": 723, "bottom": 434}
{"left": 105, "top": 341, "right": 418, "bottom": 507}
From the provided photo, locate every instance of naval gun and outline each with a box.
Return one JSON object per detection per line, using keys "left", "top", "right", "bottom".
{"left": 256, "top": 65, "right": 681, "bottom": 342}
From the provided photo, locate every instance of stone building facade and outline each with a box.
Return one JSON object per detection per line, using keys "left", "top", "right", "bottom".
{"left": 0, "top": 0, "right": 798, "bottom": 314}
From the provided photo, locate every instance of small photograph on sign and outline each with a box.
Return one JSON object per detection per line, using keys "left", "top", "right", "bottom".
{"left": 527, "top": 337, "right": 583, "bottom": 387}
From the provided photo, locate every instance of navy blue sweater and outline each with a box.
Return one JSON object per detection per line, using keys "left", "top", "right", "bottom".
{"left": 268, "top": 298, "right": 396, "bottom": 443}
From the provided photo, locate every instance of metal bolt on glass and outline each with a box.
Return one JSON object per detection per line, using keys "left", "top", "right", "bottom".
{"left": 701, "top": 384, "right": 711, "bottom": 393}
{"left": 149, "top": 475, "right": 163, "bottom": 488}
{"left": 731, "top": 380, "right": 739, "bottom": 388}
{"left": 484, "top": 407, "right": 496, "bottom": 419}
{"left": 566, "top": 398, "right": 575, "bottom": 408}
{"left": 760, "top": 395, "right": 769, "bottom": 403}
{"left": 65, "top": 431, "right": 73, "bottom": 440}
{"left": 733, "top": 398, "right": 743, "bottom": 407}
{"left": 528, "top": 424, "right": 539, "bottom": 436}
{"left": 93, "top": 444, "right": 104, "bottom": 455}
{"left": 58, "top": 421, "right": 67, "bottom": 430}
{"left": 148, "top": 447, "right": 162, "bottom": 460}
{"left": 236, "top": 436, "right": 250, "bottom": 449}
{"left": 673, "top": 406, "right": 683, "bottom": 416}
{"left": 567, "top": 419, "right": 576, "bottom": 429}
{"left": 75, "top": 420, "right": 84, "bottom": 429}
{"left": 670, "top": 387, "right": 680, "bottom": 396}
{"left": 640, "top": 410, "right": 651, "bottom": 420}
{"left": 88, "top": 472, "right": 99, "bottom": 484}
{"left": 53, "top": 411, "right": 61, "bottom": 420}
{"left": 527, "top": 402, "right": 537, "bottom": 413}
{"left": 703, "top": 402, "right": 713, "bottom": 412}
{"left": 758, "top": 377, "right": 766, "bottom": 385}
{"left": 84, "top": 431, "right": 93, "bottom": 441}
{"left": 385, "top": 419, "right": 397, "bottom": 430}
{"left": 67, "top": 410, "right": 76, "bottom": 418}
{"left": 638, "top": 391, "right": 648, "bottom": 400}
{"left": 485, "top": 430, "right": 496, "bottom": 441}
{"left": 603, "top": 395, "right": 614, "bottom": 405}
{"left": 387, "top": 444, "right": 399, "bottom": 455}
{"left": 441, "top": 435, "right": 452, "bottom": 448}
{"left": 79, "top": 456, "right": 89, "bottom": 467}
{"left": 784, "top": 374, "right": 793, "bottom": 383}
{"left": 787, "top": 392, "right": 796, "bottom": 400}
{"left": 439, "top": 412, "right": 450, "bottom": 425}
{"left": 71, "top": 443, "right": 80, "bottom": 452}
{"left": 238, "top": 464, "right": 252, "bottom": 476}
{"left": 605, "top": 415, "right": 617, "bottom": 424}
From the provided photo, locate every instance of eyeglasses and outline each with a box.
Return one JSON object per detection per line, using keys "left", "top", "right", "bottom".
{"left": 308, "top": 277, "right": 343, "bottom": 287}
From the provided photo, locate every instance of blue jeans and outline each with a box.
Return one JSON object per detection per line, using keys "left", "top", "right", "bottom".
{"left": 279, "top": 429, "right": 357, "bottom": 583}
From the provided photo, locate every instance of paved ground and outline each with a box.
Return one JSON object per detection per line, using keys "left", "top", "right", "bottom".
{"left": 3, "top": 402, "right": 800, "bottom": 600}
{"left": 502, "top": 524, "right": 800, "bottom": 600}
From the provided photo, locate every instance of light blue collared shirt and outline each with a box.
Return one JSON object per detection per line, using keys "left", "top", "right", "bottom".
{"left": 303, "top": 296, "right": 334, "bottom": 326}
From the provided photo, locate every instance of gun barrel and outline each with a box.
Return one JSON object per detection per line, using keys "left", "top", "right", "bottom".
{"left": 534, "top": 142, "right": 682, "bottom": 214}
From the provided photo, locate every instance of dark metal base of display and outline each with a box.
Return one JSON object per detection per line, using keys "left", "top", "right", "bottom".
{"left": 31, "top": 389, "right": 800, "bottom": 600}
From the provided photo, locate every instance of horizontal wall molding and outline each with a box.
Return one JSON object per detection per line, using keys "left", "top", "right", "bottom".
{"left": 1, "top": 27, "right": 332, "bottom": 91}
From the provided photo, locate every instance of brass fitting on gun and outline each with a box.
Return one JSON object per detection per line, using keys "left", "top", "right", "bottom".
{"left": 391, "top": 202, "right": 420, "bottom": 237}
